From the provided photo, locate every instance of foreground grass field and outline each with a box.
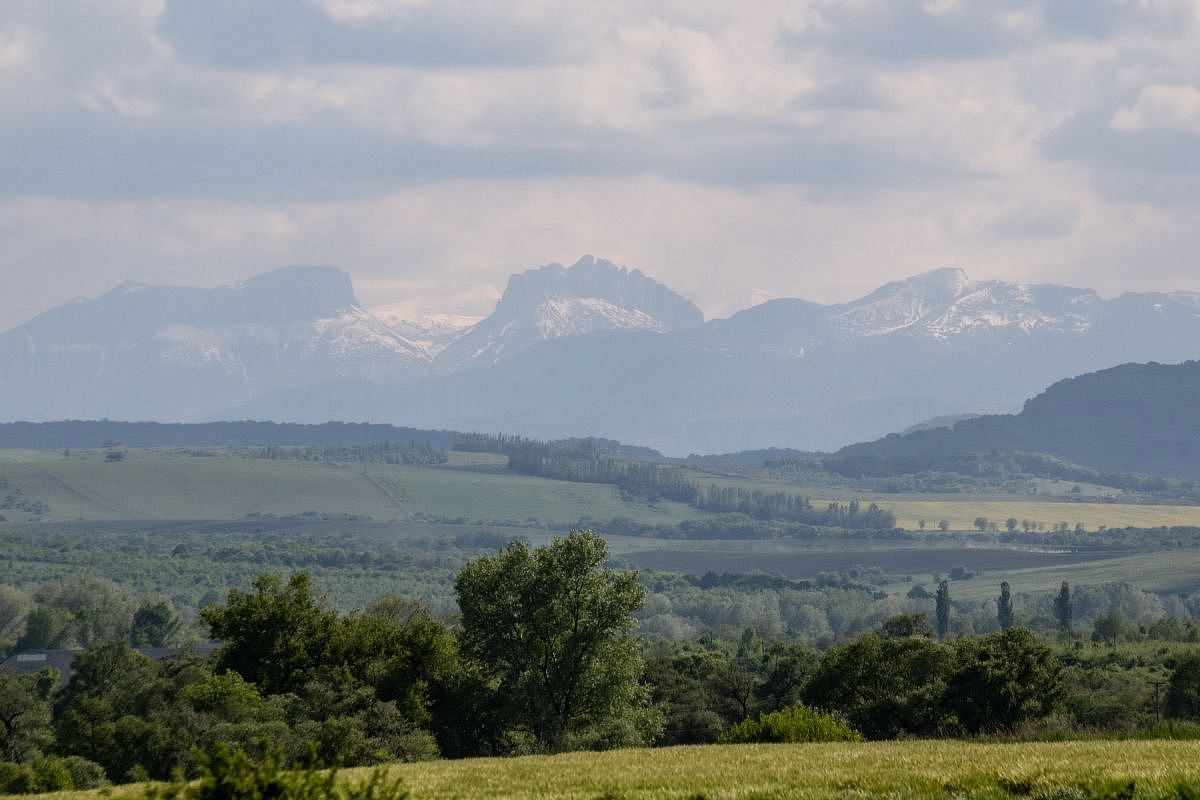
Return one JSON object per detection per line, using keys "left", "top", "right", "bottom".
{"left": 16, "top": 741, "right": 1200, "bottom": 800}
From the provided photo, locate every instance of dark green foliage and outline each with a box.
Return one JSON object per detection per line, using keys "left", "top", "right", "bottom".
{"left": 144, "top": 743, "right": 407, "bottom": 800}
{"left": 643, "top": 651, "right": 736, "bottom": 745}
{"left": 1055, "top": 582, "right": 1074, "bottom": 638}
{"left": 880, "top": 613, "right": 932, "bottom": 639}
{"left": 803, "top": 632, "right": 954, "bottom": 739}
{"left": 998, "top": 582, "right": 1015, "bottom": 631}
{"left": 944, "top": 628, "right": 1062, "bottom": 734}
{"left": 131, "top": 601, "right": 181, "bottom": 647}
{"left": 1167, "top": 652, "right": 1200, "bottom": 720}
{"left": 936, "top": 581, "right": 951, "bottom": 639}
{"left": 453, "top": 529, "right": 660, "bottom": 753}
{"left": 718, "top": 704, "right": 860, "bottom": 744}
{"left": 1091, "top": 612, "right": 1124, "bottom": 647}
{"left": 202, "top": 573, "right": 341, "bottom": 696}
{"left": 0, "top": 755, "right": 105, "bottom": 794}
{"left": 0, "top": 670, "right": 55, "bottom": 764}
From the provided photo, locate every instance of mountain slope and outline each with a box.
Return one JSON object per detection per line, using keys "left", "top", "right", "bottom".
{"left": 835, "top": 360, "right": 1200, "bottom": 477}
{"left": 0, "top": 266, "right": 427, "bottom": 422}
{"left": 435, "top": 255, "right": 704, "bottom": 372}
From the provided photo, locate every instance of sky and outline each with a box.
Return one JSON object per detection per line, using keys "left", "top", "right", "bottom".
{"left": 3, "top": 0, "right": 1200, "bottom": 325}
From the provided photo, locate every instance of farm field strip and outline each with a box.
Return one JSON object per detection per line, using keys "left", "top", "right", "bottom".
{"left": 367, "top": 463, "right": 708, "bottom": 526}
{"left": 689, "top": 472, "right": 1200, "bottom": 531}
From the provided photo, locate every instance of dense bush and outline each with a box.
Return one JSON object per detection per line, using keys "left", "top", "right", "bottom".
{"left": 718, "top": 704, "right": 860, "bottom": 744}
{"left": 146, "top": 744, "right": 407, "bottom": 800}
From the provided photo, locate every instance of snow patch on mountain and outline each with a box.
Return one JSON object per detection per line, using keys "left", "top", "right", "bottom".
{"left": 535, "top": 297, "right": 665, "bottom": 338}
{"left": 374, "top": 312, "right": 481, "bottom": 358}
{"left": 310, "top": 308, "right": 428, "bottom": 366}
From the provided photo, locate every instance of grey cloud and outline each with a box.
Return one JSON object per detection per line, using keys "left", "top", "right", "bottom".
{"left": 1041, "top": 0, "right": 1193, "bottom": 39}
{"left": 1043, "top": 107, "right": 1200, "bottom": 203}
{"left": 0, "top": 111, "right": 635, "bottom": 202}
{"left": 783, "top": 0, "right": 1190, "bottom": 63}
{"left": 990, "top": 205, "right": 1079, "bottom": 239}
{"left": 781, "top": 1, "right": 1024, "bottom": 62}
{"left": 0, "top": 99, "right": 970, "bottom": 201}
{"left": 661, "top": 134, "right": 966, "bottom": 193}
{"left": 158, "top": 0, "right": 566, "bottom": 69}
{"left": 796, "top": 79, "right": 896, "bottom": 112}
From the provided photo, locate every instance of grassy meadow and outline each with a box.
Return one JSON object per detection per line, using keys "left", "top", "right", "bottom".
{"left": 14, "top": 741, "right": 1200, "bottom": 800}
{"left": 0, "top": 449, "right": 705, "bottom": 527}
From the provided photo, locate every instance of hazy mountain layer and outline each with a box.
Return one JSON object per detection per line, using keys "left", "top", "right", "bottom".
{"left": 3, "top": 262, "right": 1200, "bottom": 454}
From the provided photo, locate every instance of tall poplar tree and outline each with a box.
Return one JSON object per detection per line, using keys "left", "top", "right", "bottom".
{"left": 935, "top": 580, "right": 951, "bottom": 639}
{"left": 997, "top": 581, "right": 1014, "bottom": 631}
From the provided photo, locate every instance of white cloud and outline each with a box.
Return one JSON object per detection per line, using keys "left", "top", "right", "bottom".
{"left": 1112, "top": 84, "right": 1200, "bottom": 136}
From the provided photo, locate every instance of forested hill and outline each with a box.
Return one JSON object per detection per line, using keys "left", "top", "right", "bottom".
{"left": 0, "top": 420, "right": 458, "bottom": 450}
{"left": 836, "top": 360, "right": 1200, "bottom": 478}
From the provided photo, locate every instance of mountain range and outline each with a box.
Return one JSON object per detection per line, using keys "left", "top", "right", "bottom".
{"left": 2, "top": 257, "right": 1198, "bottom": 454}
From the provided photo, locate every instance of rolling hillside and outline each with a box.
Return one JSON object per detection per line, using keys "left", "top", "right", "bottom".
{"left": 837, "top": 360, "right": 1200, "bottom": 478}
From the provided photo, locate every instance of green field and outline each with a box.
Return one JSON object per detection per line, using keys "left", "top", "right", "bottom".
{"left": 369, "top": 463, "right": 704, "bottom": 526}
{"left": 0, "top": 450, "right": 705, "bottom": 526}
{"left": 933, "top": 548, "right": 1200, "bottom": 600}
{"left": 16, "top": 741, "right": 1200, "bottom": 800}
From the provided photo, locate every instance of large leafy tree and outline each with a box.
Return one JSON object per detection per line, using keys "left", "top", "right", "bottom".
{"left": 945, "top": 628, "right": 1061, "bottom": 734}
{"left": 0, "top": 670, "right": 55, "bottom": 763}
{"left": 1167, "top": 652, "right": 1200, "bottom": 720}
{"left": 803, "top": 632, "right": 954, "bottom": 739}
{"left": 453, "top": 529, "right": 660, "bottom": 753}
{"left": 201, "top": 573, "right": 340, "bottom": 696}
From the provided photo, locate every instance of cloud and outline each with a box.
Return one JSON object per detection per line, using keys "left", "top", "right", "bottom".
{"left": 989, "top": 204, "right": 1080, "bottom": 239}
{"left": 157, "top": 0, "right": 567, "bottom": 69}
{"left": 1112, "top": 84, "right": 1200, "bottom": 136}
{"left": 1040, "top": 0, "right": 1194, "bottom": 40}
{"left": 782, "top": 1, "right": 1034, "bottom": 62}
{"left": 783, "top": 0, "right": 1193, "bottom": 63}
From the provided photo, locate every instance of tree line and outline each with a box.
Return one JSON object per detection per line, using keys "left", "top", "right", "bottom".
{"left": 251, "top": 441, "right": 447, "bottom": 466}
{"left": 453, "top": 433, "right": 897, "bottom": 529}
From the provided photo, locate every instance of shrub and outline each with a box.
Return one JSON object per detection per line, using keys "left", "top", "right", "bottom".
{"left": 60, "top": 755, "right": 109, "bottom": 789}
{"left": 146, "top": 743, "right": 408, "bottom": 800}
{"left": 718, "top": 704, "right": 861, "bottom": 744}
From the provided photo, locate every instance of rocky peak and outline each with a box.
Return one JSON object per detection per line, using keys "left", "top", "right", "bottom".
{"left": 493, "top": 255, "right": 703, "bottom": 330}
{"left": 435, "top": 256, "right": 703, "bottom": 370}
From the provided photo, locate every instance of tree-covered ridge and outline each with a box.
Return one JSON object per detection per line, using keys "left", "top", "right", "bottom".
{"left": 837, "top": 360, "right": 1200, "bottom": 479}
{"left": 821, "top": 450, "right": 1179, "bottom": 495}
